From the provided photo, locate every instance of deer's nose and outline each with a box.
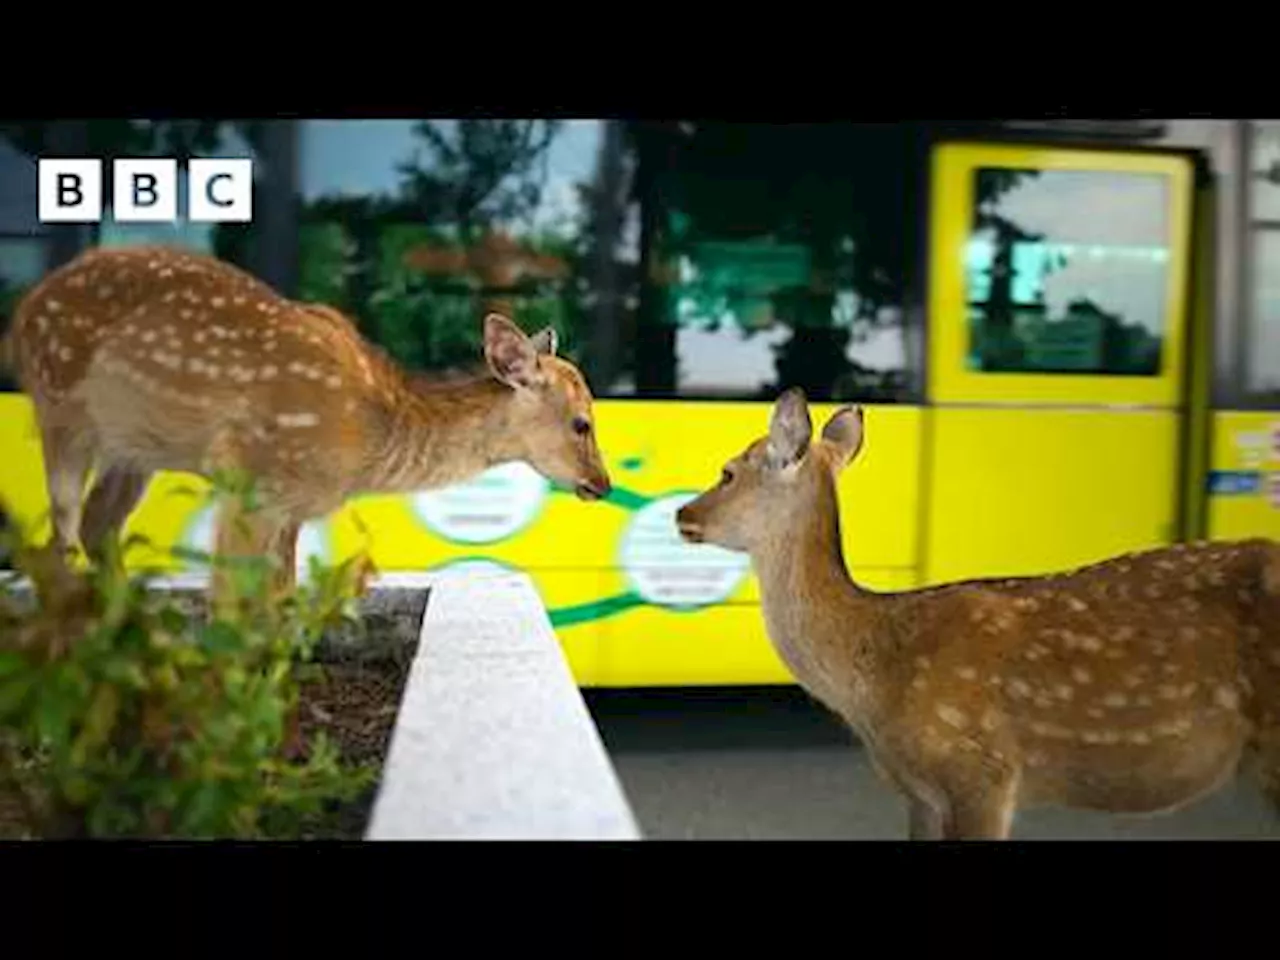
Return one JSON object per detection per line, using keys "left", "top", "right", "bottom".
{"left": 675, "top": 506, "right": 705, "bottom": 543}
{"left": 575, "top": 474, "right": 611, "bottom": 501}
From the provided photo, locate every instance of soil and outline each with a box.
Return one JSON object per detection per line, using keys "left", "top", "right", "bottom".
{"left": 287, "top": 652, "right": 415, "bottom": 840}
{"left": 0, "top": 770, "right": 28, "bottom": 840}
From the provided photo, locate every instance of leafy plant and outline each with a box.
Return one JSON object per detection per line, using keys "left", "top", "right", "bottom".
{"left": 0, "top": 477, "right": 378, "bottom": 840}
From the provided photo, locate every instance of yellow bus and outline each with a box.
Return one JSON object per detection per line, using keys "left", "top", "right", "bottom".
{"left": 2, "top": 120, "right": 1278, "bottom": 689}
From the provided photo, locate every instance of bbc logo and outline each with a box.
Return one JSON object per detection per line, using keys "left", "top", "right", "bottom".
{"left": 38, "top": 158, "right": 253, "bottom": 224}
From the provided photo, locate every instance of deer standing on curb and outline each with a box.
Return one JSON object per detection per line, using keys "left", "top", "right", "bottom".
{"left": 4, "top": 244, "right": 612, "bottom": 608}
{"left": 676, "top": 387, "right": 1280, "bottom": 840}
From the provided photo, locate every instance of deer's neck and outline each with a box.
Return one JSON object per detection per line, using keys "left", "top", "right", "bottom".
{"left": 362, "top": 369, "right": 522, "bottom": 495}
{"left": 750, "top": 474, "right": 887, "bottom": 723}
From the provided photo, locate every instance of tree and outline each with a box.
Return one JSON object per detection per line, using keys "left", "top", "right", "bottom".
{"left": 395, "top": 120, "right": 562, "bottom": 243}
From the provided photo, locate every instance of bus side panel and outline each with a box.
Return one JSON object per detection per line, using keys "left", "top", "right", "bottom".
{"left": 589, "top": 401, "right": 925, "bottom": 688}
{"left": 0, "top": 395, "right": 926, "bottom": 689}
{"left": 0, "top": 393, "right": 51, "bottom": 540}
{"left": 595, "top": 567, "right": 920, "bottom": 689}
{"left": 1204, "top": 411, "right": 1280, "bottom": 540}
{"left": 922, "top": 407, "right": 1181, "bottom": 586}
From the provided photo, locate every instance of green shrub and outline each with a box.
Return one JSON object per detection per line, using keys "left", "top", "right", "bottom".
{"left": 0, "top": 477, "right": 378, "bottom": 839}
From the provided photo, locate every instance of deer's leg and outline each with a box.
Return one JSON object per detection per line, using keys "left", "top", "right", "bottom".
{"left": 266, "top": 519, "right": 301, "bottom": 599}
{"left": 80, "top": 466, "right": 150, "bottom": 563}
{"left": 1247, "top": 725, "right": 1280, "bottom": 817}
{"left": 261, "top": 517, "right": 305, "bottom": 762}
{"left": 931, "top": 761, "right": 1021, "bottom": 841}
{"left": 941, "top": 798, "right": 1016, "bottom": 840}
{"left": 209, "top": 501, "right": 303, "bottom": 609}
{"left": 210, "top": 495, "right": 274, "bottom": 614}
{"left": 39, "top": 420, "right": 95, "bottom": 558}
{"left": 907, "top": 796, "right": 945, "bottom": 840}
{"left": 201, "top": 429, "right": 260, "bottom": 612}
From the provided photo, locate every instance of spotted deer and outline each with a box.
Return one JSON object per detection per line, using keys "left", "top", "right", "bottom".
{"left": 676, "top": 387, "right": 1280, "bottom": 840}
{"left": 4, "top": 244, "right": 612, "bottom": 605}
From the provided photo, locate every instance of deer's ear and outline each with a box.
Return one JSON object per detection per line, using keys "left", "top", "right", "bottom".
{"left": 529, "top": 326, "right": 558, "bottom": 357}
{"left": 766, "top": 387, "right": 812, "bottom": 469}
{"left": 821, "top": 405, "right": 865, "bottom": 471}
{"left": 483, "top": 313, "right": 544, "bottom": 389}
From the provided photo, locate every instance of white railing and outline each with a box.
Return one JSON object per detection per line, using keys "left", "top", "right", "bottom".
{"left": 366, "top": 570, "right": 641, "bottom": 840}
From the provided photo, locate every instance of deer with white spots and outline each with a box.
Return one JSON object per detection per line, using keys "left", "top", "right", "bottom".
{"left": 676, "top": 387, "right": 1280, "bottom": 839}
{"left": 4, "top": 244, "right": 612, "bottom": 606}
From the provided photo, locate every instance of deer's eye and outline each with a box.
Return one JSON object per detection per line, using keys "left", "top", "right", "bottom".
{"left": 720, "top": 468, "right": 735, "bottom": 485}
{"left": 572, "top": 416, "right": 591, "bottom": 436}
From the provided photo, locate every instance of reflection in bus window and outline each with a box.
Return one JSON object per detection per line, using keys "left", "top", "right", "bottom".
{"left": 296, "top": 119, "right": 639, "bottom": 394}
{"left": 0, "top": 134, "right": 50, "bottom": 391}
{"left": 1248, "top": 121, "right": 1280, "bottom": 399}
{"left": 641, "top": 123, "right": 913, "bottom": 403}
{"left": 1249, "top": 230, "right": 1280, "bottom": 396}
{"left": 965, "top": 167, "right": 1171, "bottom": 377}
{"left": 658, "top": 229, "right": 907, "bottom": 401}
{"left": 1250, "top": 120, "right": 1280, "bottom": 223}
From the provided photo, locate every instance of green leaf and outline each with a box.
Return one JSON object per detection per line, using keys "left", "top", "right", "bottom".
{"left": 71, "top": 685, "right": 120, "bottom": 766}
{"left": 102, "top": 660, "right": 149, "bottom": 689}
{"left": 36, "top": 692, "right": 74, "bottom": 746}
{"left": 64, "top": 772, "right": 95, "bottom": 807}
{"left": 0, "top": 673, "right": 36, "bottom": 717}
{"left": 158, "top": 606, "right": 188, "bottom": 635}
{"left": 0, "top": 651, "right": 28, "bottom": 677}
{"left": 183, "top": 782, "right": 228, "bottom": 836}
{"left": 198, "top": 621, "right": 244, "bottom": 656}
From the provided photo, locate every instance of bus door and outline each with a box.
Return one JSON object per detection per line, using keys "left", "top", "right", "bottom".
{"left": 920, "top": 141, "right": 1199, "bottom": 586}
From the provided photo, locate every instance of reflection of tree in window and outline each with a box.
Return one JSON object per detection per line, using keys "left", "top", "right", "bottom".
{"left": 967, "top": 167, "right": 1168, "bottom": 376}
{"left": 968, "top": 168, "right": 1046, "bottom": 371}
{"left": 298, "top": 120, "right": 645, "bottom": 388}
{"left": 299, "top": 120, "right": 585, "bottom": 373}
{"left": 632, "top": 122, "right": 922, "bottom": 402}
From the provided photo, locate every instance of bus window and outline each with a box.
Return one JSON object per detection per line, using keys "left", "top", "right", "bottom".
{"left": 296, "top": 119, "right": 638, "bottom": 393}
{"left": 0, "top": 133, "right": 50, "bottom": 392}
{"left": 1246, "top": 121, "right": 1280, "bottom": 401}
{"left": 966, "top": 166, "right": 1172, "bottom": 378}
{"left": 631, "top": 123, "right": 916, "bottom": 404}
{"left": 1247, "top": 230, "right": 1280, "bottom": 399}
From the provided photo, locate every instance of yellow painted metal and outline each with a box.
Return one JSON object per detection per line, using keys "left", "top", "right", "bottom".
{"left": 927, "top": 142, "right": 1195, "bottom": 408}
{"left": 0, "top": 139, "right": 1218, "bottom": 689}
{"left": 1205, "top": 411, "right": 1280, "bottom": 541}
{"left": 919, "top": 141, "right": 1197, "bottom": 590}
{"left": 920, "top": 406, "right": 1181, "bottom": 587}
{"left": 0, "top": 394, "right": 925, "bottom": 688}
{"left": 1180, "top": 170, "right": 1216, "bottom": 542}
{"left": 596, "top": 567, "right": 920, "bottom": 689}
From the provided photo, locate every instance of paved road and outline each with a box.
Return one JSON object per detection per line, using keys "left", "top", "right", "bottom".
{"left": 584, "top": 686, "right": 1280, "bottom": 840}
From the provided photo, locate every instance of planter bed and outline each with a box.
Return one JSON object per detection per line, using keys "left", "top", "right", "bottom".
{"left": 2, "top": 569, "right": 642, "bottom": 841}
{"left": 0, "top": 575, "right": 429, "bottom": 841}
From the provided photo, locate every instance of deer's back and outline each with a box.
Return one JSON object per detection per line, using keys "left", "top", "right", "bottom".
{"left": 896, "top": 538, "right": 1277, "bottom": 706}
{"left": 880, "top": 538, "right": 1279, "bottom": 810}
{"left": 13, "top": 246, "right": 279, "bottom": 400}
{"left": 15, "top": 246, "right": 393, "bottom": 489}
